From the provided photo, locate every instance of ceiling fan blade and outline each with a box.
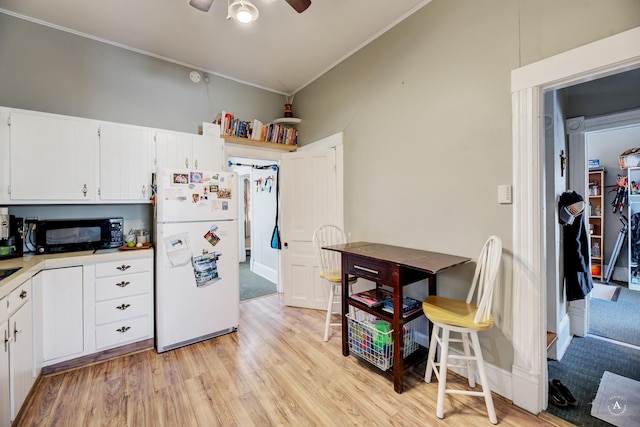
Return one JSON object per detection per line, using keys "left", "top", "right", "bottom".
{"left": 284, "top": 0, "right": 311, "bottom": 13}
{"left": 189, "top": 0, "right": 215, "bottom": 12}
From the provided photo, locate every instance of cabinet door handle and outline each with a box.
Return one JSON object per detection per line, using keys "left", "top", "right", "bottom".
{"left": 116, "top": 265, "right": 131, "bottom": 272}
{"left": 116, "top": 303, "right": 131, "bottom": 311}
{"left": 185, "top": 157, "right": 189, "bottom": 168}
{"left": 141, "top": 185, "right": 147, "bottom": 197}
{"left": 116, "top": 326, "right": 131, "bottom": 333}
{"left": 19, "top": 290, "right": 27, "bottom": 299}
{"left": 353, "top": 265, "right": 379, "bottom": 275}
{"left": 194, "top": 159, "right": 198, "bottom": 169}
{"left": 82, "top": 184, "right": 88, "bottom": 197}
{"left": 13, "top": 321, "right": 22, "bottom": 342}
{"left": 116, "top": 281, "right": 130, "bottom": 288}
{"left": 3, "top": 329, "right": 11, "bottom": 352}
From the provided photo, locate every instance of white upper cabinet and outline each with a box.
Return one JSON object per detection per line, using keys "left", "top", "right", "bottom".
{"left": 99, "top": 122, "right": 154, "bottom": 202}
{"left": 0, "top": 108, "right": 10, "bottom": 204}
{"left": 9, "top": 110, "right": 98, "bottom": 202}
{"left": 155, "top": 127, "right": 224, "bottom": 172}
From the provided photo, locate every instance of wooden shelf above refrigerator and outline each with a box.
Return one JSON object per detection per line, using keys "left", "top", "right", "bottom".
{"left": 222, "top": 135, "right": 297, "bottom": 152}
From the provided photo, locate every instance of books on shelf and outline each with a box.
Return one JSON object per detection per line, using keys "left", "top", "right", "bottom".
{"left": 349, "top": 288, "right": 392, "bottom": 307}
{"left": 214, "top": 111, "right": 298, "bottom": 145}
{"left": 382, "top": 297, "right": 422, "bottom": 317}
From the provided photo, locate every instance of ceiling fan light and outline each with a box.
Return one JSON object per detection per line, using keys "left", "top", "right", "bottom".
{"left": 228, "top": 0, "right": 259, "bottom": 23}
{"left": 236, "top": 7, "right": 254, "bottom": 23}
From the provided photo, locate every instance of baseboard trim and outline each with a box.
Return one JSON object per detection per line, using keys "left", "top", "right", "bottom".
{"left": 42, "top": 338, "right": 154, "bottom": 375}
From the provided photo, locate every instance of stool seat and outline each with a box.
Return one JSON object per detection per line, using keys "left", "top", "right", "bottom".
{"left": 423, "top": 296, "right": 493, "bottom": 331}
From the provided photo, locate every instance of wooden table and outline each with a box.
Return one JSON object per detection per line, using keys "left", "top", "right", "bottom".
{"left": 324, "top": 241, "right": 469, "bottom": 393}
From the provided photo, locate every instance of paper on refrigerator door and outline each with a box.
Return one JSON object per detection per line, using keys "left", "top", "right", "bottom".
{"left": 164, "top": 232, "right": 192, "bottom": 266}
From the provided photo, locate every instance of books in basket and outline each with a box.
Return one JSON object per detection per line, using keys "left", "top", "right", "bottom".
{"left": 382, "top": 297, "right": 422, "bottom": 316}
{"left": 349, "top": 288, "right": 393, "bottom": 307}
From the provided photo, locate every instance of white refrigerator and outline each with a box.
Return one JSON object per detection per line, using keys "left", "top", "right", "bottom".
{"left": 154, "top": 168, "right": 239, "bottom": 353}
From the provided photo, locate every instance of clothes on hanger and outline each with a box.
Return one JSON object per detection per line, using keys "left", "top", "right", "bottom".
{"left": 558, "top": 191, "right": 593, "bottom": 301}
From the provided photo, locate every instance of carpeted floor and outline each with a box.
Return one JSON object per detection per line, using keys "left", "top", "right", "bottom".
{"left": 590, "top": 285, "right": 640, "bottom": 347}
{"left": 547, "top": 336, "right": 640, "bottom": 426}
{"left": 239, "top": 260, "right": 277, "bottom": 301}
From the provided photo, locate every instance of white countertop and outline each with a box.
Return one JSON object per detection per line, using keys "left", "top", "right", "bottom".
{"left": 0, "top": 248, "right": 154, "bottom": 299}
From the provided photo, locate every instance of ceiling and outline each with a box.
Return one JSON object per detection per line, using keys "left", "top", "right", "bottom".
{"left": 0, "top": 0, "right": 431, "bottom": 94}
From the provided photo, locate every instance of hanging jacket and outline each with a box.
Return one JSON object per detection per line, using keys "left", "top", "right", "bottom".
{"left": 559, "top": 191, "right": 593, "bottom": 301}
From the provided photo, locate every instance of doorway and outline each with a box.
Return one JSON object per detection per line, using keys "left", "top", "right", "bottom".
{"left": 510, "top": 26, "right": 640, "bottom": 414}
{"left": 229, "top": 156, "right": 279, "bottom": 301}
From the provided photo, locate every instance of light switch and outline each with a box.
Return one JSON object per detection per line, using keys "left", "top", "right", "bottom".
{"left": 498, "top": 185, "right": 512, "bottom": 204}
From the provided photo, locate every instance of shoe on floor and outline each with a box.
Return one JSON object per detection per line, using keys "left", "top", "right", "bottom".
{"left": 549, "top": 381, "right": 568, "bottom": 408}
{"left": 550, "top": 379, "right": 578, "bottom": 407}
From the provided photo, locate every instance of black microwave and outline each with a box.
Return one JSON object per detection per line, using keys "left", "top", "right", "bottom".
{"left": 35, "top": 217, "right": 124, "bottom": 254}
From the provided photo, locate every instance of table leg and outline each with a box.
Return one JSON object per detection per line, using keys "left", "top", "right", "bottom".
{"left": 341, "top": 254, "right": 349, "bottom": 357}
{"left": 392, "top": 267, "right": 404, "bottom": 393}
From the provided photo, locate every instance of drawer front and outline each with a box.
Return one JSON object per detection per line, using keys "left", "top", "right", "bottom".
{"left": 8, "top": 280, "right": 31, "bottom": 315}
{"left": 95, "top": 258, "right": 150, "bottom": 278}
{"left": 346, "top": 257, "right": 392, "bottom": 284}
{"left": 95, "top": 294, "right": 150, "bottom": 325}
{"left": 95, "top": 272, "right": 150, "bottom": 301}
{"left": 95, "top": 315, "right": 150, "bottom": 350}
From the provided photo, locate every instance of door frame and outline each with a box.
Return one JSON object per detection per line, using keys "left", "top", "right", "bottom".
{"left": 511, "top": 26, "right": 640, "bottom": 414}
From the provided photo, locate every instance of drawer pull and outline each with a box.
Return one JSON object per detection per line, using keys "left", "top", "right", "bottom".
{"left": 116, "top": 326, "right": 131, "bottom": 333}
{"left": 116, "top": 281, "right": 130, "bottom": 288}
{"left": 353, "top": 265, "right": 379, "bottom": 275}
{"left": 116, "top": 264, "right": 131, "bottom": 272}
{"left": 116, "top": 303, "right": 131, "bottom": 311}
{"left": 19, "top": 290, "right": 28, "bottom": 299}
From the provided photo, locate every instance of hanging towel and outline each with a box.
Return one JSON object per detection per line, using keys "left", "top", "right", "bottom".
{"left": 271, "top": 166, "right": 281, "bottom": 249}
{"left": 559, "top": 191, "right": 593, "bottom": 301}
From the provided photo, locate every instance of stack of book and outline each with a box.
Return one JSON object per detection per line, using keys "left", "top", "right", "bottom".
{"left": 382, "top": 296, "right": 422, "bottom": 317}
{"left": 216, "top": 111, "right": 298, "bottom": 145}
{"left": 349, "top": 288, "right": 392, "bottom": 307}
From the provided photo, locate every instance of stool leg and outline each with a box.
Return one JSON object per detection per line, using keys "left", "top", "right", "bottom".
{"left": 462, "top": 331, "right": 475, "bottom": 388}
{"left": 470, "top": 331, "right": 497, "bottom": 424}
{"left": 323, "top": 283, "right": 335, "bottom": 341}
{"left": 436, "top": 328, "right": 450, "bottom": 419}
{"left": 425, "top": 324, "right": 440, "bottom": 383}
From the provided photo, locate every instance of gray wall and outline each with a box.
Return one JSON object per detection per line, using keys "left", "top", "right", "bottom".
{"left": 0, "top": 13, "right": 283, "bottom": 133}
{"left": 1, "top": 0, "right": 640, "bottom": 377}
{"left": 293, "top": 0, "right": 640, "bottom": 370}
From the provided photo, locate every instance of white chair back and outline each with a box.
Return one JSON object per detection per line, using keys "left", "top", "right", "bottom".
{"left": 312, "top": 225, "right": 347, "bottom": 280}
{"left": 465, "top": 235, "right": 502, "bottom": 324}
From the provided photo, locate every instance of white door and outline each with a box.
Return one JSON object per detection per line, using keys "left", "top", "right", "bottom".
{"left": 99, "top": 122, "right": 154, "bottom": 201}
{"left": 281, "top": 148, "right": 338, "bottom": 310}
{"left": 39, "top": 267, "right": 84, "bottom": 363}
{"left": 155, "top": 219, "right": 239, "bottom": 351}
{"left": 154, "top": 130, "right": 194, "bottom": 170}
{"left": 0, "top": 300, "right": 9, "bottom": 427}
{"left": 9, "top": 299, "right": 33, "bottom": 421}
{"left": 9, "top": 111, "right": 98, "bottom": 201}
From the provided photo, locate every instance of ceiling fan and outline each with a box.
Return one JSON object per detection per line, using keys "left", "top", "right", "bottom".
{"left": 189, "top": 0, "right": 311, "bottom": 14}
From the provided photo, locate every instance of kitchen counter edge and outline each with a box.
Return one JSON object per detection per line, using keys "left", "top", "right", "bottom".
{"left": 0, "top": 248, "right": 155, "bottom": 299}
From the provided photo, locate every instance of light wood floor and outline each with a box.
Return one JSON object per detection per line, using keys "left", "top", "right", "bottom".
{"left": 17, "top": 294, "right": 572, "bottom": 426}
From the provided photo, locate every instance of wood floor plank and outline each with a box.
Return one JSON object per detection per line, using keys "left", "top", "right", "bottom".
{"left": 16, "top": 294, "right": 573, "bottom": 427}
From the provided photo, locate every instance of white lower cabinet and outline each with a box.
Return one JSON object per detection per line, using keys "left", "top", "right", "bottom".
{"left": 7, "top": 279, "right": 34, "bottom": 423}
{"left": 36, "top": 267, "right": 84, "bottom": 364}
{"left": 93, "top": 257, "right": 153, "bottom": 350}
{"left": 0, "top": 294, "right": 10, "bottom": 427}
{"left": 1, "top": 252, "right": 153, "bottom": 422}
